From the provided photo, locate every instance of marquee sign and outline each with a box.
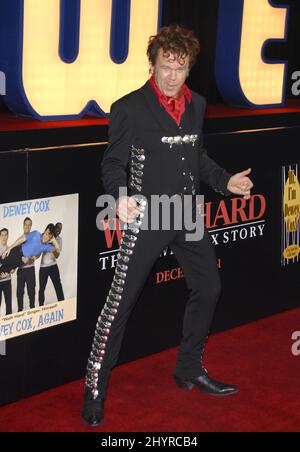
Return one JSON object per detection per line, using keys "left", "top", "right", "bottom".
{"left": 215, "top": 0, "right": 289, "bottom": 108}
{"left": 0, "top": 0, "right": 292, "bottom": 120}
{"left": 0, "top": 0, "right": 162, "bottom": 119}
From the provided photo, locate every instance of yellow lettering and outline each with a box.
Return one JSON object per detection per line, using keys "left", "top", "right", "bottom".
{"left": 239, "top": 0, "right": 288, "bottom": 105}
{"left": 22, "top": 0, "right": 160, "bottom": 116}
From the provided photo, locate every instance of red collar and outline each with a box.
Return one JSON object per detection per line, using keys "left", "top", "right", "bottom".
{"left": 149, "top": 76, "right": 191, "bottom": 105}
{"left": 149, "top": 77, "right": 191, "bottom": 125}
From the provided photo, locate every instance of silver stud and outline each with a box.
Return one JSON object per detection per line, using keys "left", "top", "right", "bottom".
{"left": 120, "top": 255, "right": 130, "bottom": 263}
{"left": 123, "top": 241, "right": 135, "bottom": 249}
{"left": 128, "top": 227, "right": 140, "bottom": 234}
{"left": 123, "top": 235, "right": 137, "bottom": 242}
{"left": 132, "top": 176, "right": 142, "bottom": 185}
{"left": 191, "top": 135, "right": 198, "bottom": 146}
{"left": 113, "top": 277, "right": 125, "bottom": 286}
{"left": 105, "top": 307, "right": 118, "bottom": 315}
{"left": 105, "top": 314, "right": 115, "bottom": 322}
{"left": 133, "top": 196, "right": 146, "bottom": 205}
{"left": 132, "top": 161, "right": 144, "bottom": 170}
{"left": 117, "top": 263, "right": 128, "bottom": 271}
{"left": 132, "top": 146, "right": 145, "bottom": 155}
{"left": 98, "top": 325, "right": 110, "bottom": 335}
{"left": 109, "top": 290, "right": 122, "bottom": 301}
{"left": 106, "top": 295, "right": 115, "bottom": 304}
{"left": 121, "top": 248, "right": 133, "bottom": 256}
{"left": 112, "top": 283, "right": 123, "bottom": 293}
{"left": 129, "top": 181, "right": 142, "bottom": 192}
{"left": 108, "top": 300, "right": 120, "bottom": 308}
{"left": 92, "top": 390, "right": 99, "bottom": 400}
{"left": 105, "top": 294, "right": 119, "bottom": 307}
{"left": 115, "top": 270, "right": 126, "bottom": 278}
{"left": 135, "top": 154, "right": 145, "bottom": 162}
{"left": 130, "top": 168, "right": 144, "bottom": 178}
{"left": 168, "top": 137, "right": 174, "bottom": 148}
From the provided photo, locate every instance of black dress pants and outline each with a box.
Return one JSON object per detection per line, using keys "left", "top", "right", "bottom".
{"left": 17, "top": 266, "right": 36, "bottom": 311}
{"left": 0, "top": 280, "right": 12, "bottom": 315}
{"left": 39, "top": 264, "right": 65, "bottom": 306}
{"left": 85, "top": 196, "right": 221, "bottom": 399}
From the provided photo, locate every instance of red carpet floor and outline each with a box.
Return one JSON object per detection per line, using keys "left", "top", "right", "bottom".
{"left": 1, "top": 308, "right": 300, "bottom": 432}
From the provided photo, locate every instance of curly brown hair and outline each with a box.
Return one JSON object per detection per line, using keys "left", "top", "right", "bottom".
{"left": 147, "top": 24, "right": 200, "bottom": 69}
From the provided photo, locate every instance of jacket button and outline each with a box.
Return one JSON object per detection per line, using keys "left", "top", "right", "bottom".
{"left": 182, "top": 157, "right": 185, "bottom": 161}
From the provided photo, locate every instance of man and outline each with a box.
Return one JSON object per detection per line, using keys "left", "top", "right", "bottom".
{"left": 0, "top": 224, "right": 61, "bottom": 273}
{"left": 0, "top": 229, "right": 13, "bottom": 315}
{"left": 39, "top": 222, "right": 64, "bottom": 306}
{"left": 17, "top": 217, "right": 36, "bottom": 312}
{"left": 82, "top": 25, "right": 253, "bottom": 427}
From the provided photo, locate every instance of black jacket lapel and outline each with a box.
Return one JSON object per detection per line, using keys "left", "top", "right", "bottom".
{"left": 141, "top": 81, "right": 181, "bottom": 133}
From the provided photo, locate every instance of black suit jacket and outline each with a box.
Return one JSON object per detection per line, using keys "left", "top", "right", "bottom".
{"left": 101, "top": 81, "right": 232, "bottom": 200}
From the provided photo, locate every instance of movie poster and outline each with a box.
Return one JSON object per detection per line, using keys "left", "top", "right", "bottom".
{"left": 0, "top": 194, "right": 78, "bottom": 340}
{"left": 282, "top": 164, "right": 300, "bottom": 266}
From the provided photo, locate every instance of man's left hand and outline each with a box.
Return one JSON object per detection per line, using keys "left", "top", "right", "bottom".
{"left": 227, "top": 168, "right": 254, "bottom": 200}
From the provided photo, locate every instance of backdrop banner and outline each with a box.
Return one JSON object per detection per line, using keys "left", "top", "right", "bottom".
{"left": 0, "top": 193, "right": 78, "bottom": 340}
{"left": 282, "top": 164, "right": 300, "bottom": 266}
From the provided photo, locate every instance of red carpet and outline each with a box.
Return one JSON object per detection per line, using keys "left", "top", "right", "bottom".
{"left": 1, "top": 308, "right": 300, "bottom": 432}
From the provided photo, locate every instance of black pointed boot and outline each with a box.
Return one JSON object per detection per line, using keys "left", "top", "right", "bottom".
{"left": 174, "top": 368, "right": 238, "bottom": 396}
{"left": 81, "top": 386, "right": 105, "bottom": 427}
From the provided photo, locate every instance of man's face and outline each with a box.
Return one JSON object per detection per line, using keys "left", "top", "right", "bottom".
{"left": 0, "top": 231, "right": 8, "bottom": 246}
{"left": 42, "top": 229, "right": 53, "bottom": 243}
{"left": 55, "top": 223, "right": 62, "bottom": 236}
{"left": 150, "top": 49, "right": 190, "bottom": 98}
{"left": 24, "top": 220, "right": 32, "bottom": 234}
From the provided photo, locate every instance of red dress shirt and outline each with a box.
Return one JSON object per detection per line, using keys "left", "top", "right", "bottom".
{"left": 149, "top": 76, "right": 191, "bottom": 126}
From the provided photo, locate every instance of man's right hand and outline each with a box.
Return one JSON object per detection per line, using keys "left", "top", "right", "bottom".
{"left": 116, "top": 196, "right": 140, "bottom": 223}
